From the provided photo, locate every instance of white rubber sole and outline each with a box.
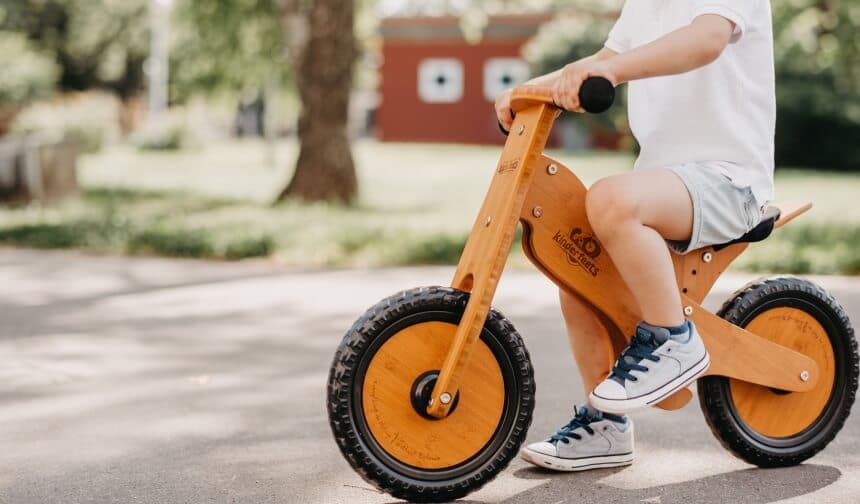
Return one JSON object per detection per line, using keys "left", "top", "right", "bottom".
{"left": 520, "top": 447, "right": 633, "bottom": 472}
{"left": 589, "top": 352, "right": 711, "bottom": 414}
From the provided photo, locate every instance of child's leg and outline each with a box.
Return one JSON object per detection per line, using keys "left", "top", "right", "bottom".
{"left": 521, "top": 291, "right": 634, "bottom": 471}
{"left": 559, "top": 289, "right": 615, "bottom": 396}
{"left": 585, "top": 169, "right": 693, "bottom": 327}
{"left": 585, "top": 168, "right": 711, "bottom": 413}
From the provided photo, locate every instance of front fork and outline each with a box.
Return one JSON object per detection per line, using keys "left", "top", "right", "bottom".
{"left": 426, "top": 105, "right": 557, "bottom": 418}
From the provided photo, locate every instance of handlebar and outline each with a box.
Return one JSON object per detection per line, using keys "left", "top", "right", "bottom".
{"left": 578, "top": 76, "right": 616, "bottom": 114}
{"left": 500, "top": 77, "right": 616, "bottom": 135}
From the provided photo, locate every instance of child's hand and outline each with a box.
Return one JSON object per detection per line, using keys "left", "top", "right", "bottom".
{"left": 495, "top": 88, "right": 515, "bottom": 132}
{"left": 552, "top": 61, "right": 617, "bottom": 112}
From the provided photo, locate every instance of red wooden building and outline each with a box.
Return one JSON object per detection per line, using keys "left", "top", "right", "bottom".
{"left": 377, "top": 15, "right": 550, "bottom": 144}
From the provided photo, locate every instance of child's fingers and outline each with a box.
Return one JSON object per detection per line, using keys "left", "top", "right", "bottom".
{"left": 551, "top": 84, "right": 573, "bottom": 111}
{"left": 558, "top": 90, "right": 581, "bottom": 112}
{"left": 567, "top": 93, "right": 582, "bottom": 112}
{"left": 551, "top": 85, "right": 563, "bottom": 109}
{"left": 553, "top": 76, "right": 583, "bottom": 112}
{"left": 496, "top": 106, "right": 514, "bottom": 131}
{"left": 494, "top": 91, "right": 515, "bottom": 131}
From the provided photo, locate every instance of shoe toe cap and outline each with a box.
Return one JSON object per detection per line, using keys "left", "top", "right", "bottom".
{"left": 524, "top": 441, "right": 557, "bottom": 457}
{"left": 593, "top": 379, "right": 628, "bottom": 401}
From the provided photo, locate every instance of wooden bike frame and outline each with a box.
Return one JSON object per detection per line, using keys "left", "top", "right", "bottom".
{"left": 426, "top": 88, "right": 818, "bottom": 418}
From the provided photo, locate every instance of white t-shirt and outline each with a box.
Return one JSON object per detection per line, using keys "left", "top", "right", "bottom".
{"left": 605, "top": 0, "right": 776, "bottom": 206}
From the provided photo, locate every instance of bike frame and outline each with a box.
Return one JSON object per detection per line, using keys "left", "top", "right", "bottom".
{"left": 426, "top": 88, "right": 818, "bottom": 418}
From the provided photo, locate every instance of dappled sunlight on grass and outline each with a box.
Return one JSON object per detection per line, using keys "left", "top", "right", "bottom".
{"left": 1, "top": 139, "right": 858, "bottom": 271}
{"left": 79, "top": 139, "right": 297, "bottom": 203}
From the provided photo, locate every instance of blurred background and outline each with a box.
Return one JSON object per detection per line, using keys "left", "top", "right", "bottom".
{"left": 0, "top": 0, "right": 857, "bottom": 273}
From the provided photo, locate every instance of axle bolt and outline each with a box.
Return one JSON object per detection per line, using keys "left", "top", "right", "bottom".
{"left": 439, "top": 392, "right": 453, "bottom": 405}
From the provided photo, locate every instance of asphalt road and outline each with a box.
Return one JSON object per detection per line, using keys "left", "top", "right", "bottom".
{"left": 1, "top": 249, "right": 859, "bottom": 503}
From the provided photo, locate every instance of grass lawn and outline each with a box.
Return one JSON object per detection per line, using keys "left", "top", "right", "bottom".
{"left": 1, "top": 138, "right": 858, "bottom": 274}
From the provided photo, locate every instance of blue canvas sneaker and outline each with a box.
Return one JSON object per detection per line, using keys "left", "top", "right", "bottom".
{"left": 590, "top": 320, "right": 710, "bottom": 413}
{"left": 520, "top": 405, "right": 633, "bottom": 472}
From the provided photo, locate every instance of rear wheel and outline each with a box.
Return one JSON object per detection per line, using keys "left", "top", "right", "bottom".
{"left": 327, "top": 286, "right": 535, "bottom": 502}
{"left": 698, "top": 277, "right": 858, "bottom": 466}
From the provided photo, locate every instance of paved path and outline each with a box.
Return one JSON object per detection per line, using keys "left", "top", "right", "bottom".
{"left": 1, "top": 249, "right": 859, "bottom": 503}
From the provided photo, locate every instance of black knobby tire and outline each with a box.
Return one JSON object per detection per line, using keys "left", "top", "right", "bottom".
{"left": 698, "top": 276, "right": 859, "bottom": 467}
{"left": 327, "top": 286, "right": 535, "bottom": 502}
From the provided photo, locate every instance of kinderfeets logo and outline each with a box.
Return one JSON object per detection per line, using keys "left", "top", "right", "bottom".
{"left": 552, "top": 227, "right": 602, "bottom": 277}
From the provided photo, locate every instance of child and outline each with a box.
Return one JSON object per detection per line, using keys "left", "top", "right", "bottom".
{"left": 495, "top": 0, "right": 775, "bottom": 471}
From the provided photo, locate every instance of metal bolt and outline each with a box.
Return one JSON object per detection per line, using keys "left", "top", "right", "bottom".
{"left": 532, "top": 206, "right": 543, "bottom": 218}
{"left": 485, "top": 216, "right": 492, "bottom": 226}
{"left": 517, "top": 124, "right": 525, "bottom": 135}
{"left": 800, "top": 371, "right": 810, "bottom": 382}
{"left": 439, "top": 392, "right": 452, "bottom": 405}
{"left": 684, "top": 306, "right": 693, "bottom": 316}
{"left": 703, "top": 252, "right": 713, "bottom": 263}
{"left": 547, "top": 164, "right": 558, "bottom": 175}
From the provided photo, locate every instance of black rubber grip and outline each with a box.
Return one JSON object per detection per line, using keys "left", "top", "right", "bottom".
{"left": 579, "top": 77, "right": 615, "bottom": 114}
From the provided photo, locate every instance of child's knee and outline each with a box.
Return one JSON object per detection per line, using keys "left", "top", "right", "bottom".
{"left": 586, "top": 177, "right": 641, "bottom": 233}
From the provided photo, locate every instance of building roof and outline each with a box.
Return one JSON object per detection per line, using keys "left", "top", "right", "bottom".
{"left": 380, "top": 14, "right": 553, "bottom": 42}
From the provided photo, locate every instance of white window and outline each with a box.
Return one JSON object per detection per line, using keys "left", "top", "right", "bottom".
{"left": 483, "top": 58, "right": 530, "bottom": 102}
{"left": 418, "top": 58, "right": 464, "bottom": 103}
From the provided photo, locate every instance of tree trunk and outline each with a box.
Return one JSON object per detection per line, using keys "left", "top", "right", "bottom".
{"left": 279, "top": 0, "right": 357, "bottom": 203}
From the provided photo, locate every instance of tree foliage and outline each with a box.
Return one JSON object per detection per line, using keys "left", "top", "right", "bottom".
{"left": 170, "top": 0, "right": 288, "bottom": 101}
{"left": 169, "top": 0, "right": 360, "bottom": 202}
{"left": 0, "top": 0, "right": 148, "bottom": 99}
{"left": 0, "top": 31, "right": 58, "bottom": 107}
{"left": 771, "top": 0, "right": 859, "bottom": 170}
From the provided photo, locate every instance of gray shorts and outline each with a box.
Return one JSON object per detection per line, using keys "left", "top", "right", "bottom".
{"left": 664, "top": 162, "right": 765, "bottom": 255}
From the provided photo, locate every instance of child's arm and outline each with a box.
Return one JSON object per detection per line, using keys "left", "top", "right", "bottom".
{"left": 523, "top": 48, "right": 618, "bottom": 88}
{"left": 552, "top": 14, "right": 736, "bottom": 112}
{"left": 495, "top": 48, "right": 617, "bottom": 131}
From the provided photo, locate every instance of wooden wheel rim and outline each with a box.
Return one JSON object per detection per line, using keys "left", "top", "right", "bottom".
{"left": 729, "top": 307, "right": 836, "bottom": 438}
{"left": 361, "top": 321, "right": 506, "bottom": 470}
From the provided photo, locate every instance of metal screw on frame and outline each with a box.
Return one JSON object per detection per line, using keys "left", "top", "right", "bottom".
{"left": 703, "top": 252, "right": 713, "bottom": 263}
{"left": 532, "top": 207, "right": 543, "bottom": 218}
{"left": 517, "top": 124, "right": 525, "bottom": 135}
{"left": 547, "top": 164, "right": 558, "bottom": 175}
{"left": 485, "top": 216, "right": 492, "bottom": 226}
{"left": 439, "top": 392, "right": 452, "bottom": 405}
{"left": 800, "top": 371, "right": 810, "bottom": 382}
{"left": 684, "top": 306, "right": 694, "bottom": 316}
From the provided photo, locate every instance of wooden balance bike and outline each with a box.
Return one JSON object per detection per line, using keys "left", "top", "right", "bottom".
{"left": 327, "top": 78, "right": 859, "bottom": 502}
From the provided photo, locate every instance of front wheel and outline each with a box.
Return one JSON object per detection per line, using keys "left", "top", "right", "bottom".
{"left": 699, "top": 276, "right": 859, "bottom": 466}
{"left": 327, "top": 286, "right": 535, "bottom": 503}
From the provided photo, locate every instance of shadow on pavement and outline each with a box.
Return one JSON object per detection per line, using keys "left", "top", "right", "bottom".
{"left": 498, "top": 463, "right": 840, "bottom": 503}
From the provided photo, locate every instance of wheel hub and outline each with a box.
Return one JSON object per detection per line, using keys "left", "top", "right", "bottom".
{"left": 410, "top": 370, "right": 460, "bottom": 420}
